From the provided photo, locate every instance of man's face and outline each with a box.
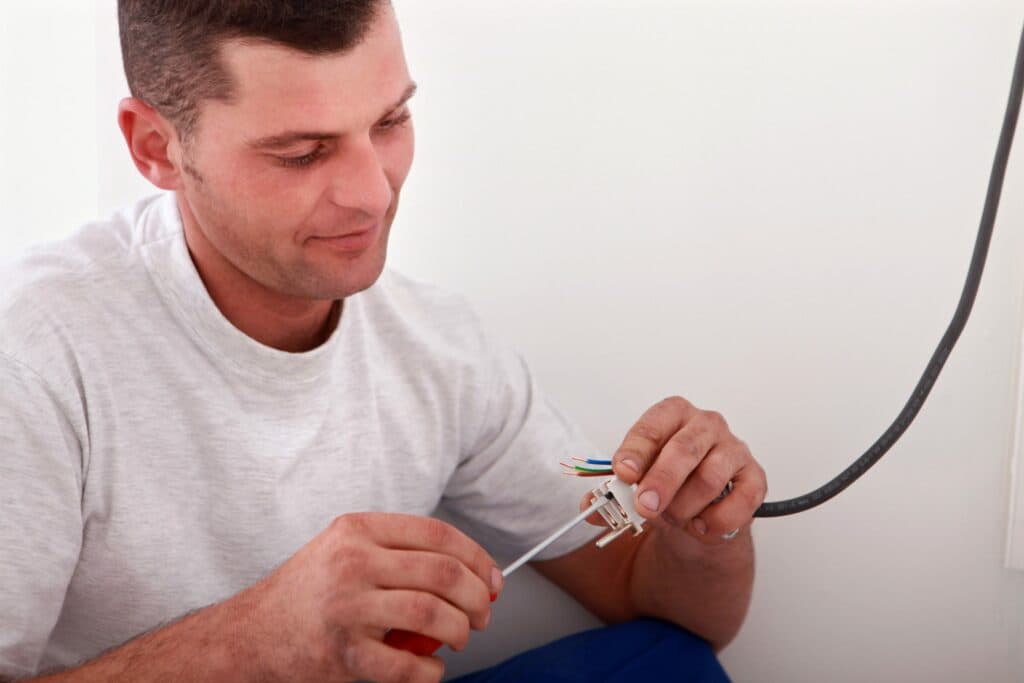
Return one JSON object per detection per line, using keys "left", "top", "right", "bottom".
{"left": 174, "top": 5, "right": 414, "bottom": 301}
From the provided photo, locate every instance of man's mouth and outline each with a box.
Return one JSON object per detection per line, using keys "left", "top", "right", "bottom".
{"left": 309, "top": 223, "right": 380, "bottom": 253}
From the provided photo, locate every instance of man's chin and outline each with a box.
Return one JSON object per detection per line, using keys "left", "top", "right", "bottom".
{"left": 305, "top": 253, "right": 387, "bottom": 301}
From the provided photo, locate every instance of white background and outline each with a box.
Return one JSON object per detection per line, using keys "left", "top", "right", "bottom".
{"left": 2, "top": 1, "right": 1024, "bottom": 681}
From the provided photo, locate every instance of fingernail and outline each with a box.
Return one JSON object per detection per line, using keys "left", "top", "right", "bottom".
{"left": 621, "top": 459, "right": 640, "bottom": 475}
{"left": 693, "top": 518, "right": 708, "bottom": 535}
{"left": 483, "top": 609, "right": 491, "bottom": 628}
{"left": 491, "top": 567, "right": 503, "bottom": 593}
{"left": 638, "top": 489, "right": 660, "bottom": 512}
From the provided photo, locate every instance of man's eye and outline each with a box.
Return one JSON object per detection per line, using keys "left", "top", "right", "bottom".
{"left": 377, "top": 110, "right": 412, "bottom": 131}
{"left": 278, "top": 145, "right": 328, "bottom": 168}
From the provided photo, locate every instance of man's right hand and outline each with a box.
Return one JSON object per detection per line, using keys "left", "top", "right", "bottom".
{"left": 26, "top": 513, "right": 502, "bottom": 683}
{"left": 237, "top": 513, "right": 503, "bottom": 683}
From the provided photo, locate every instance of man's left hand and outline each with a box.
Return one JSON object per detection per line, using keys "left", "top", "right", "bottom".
{"left": 593, "top": 396, "right": 768, "bottom": 546}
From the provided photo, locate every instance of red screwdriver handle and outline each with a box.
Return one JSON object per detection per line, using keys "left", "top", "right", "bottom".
{"left": 383, "top": 629, "right": 443, "bottom": 656}
{"left": 383, "top": 593, "right": 498, "bottom": 656}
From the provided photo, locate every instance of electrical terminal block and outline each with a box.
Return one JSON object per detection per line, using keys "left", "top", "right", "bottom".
{"left": 590, "top": 477, "right": 647, "bottom": 548}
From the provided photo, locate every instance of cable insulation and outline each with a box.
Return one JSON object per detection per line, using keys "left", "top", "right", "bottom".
{"left": 755, "top": 20, "right": 1024, "bottom": 517}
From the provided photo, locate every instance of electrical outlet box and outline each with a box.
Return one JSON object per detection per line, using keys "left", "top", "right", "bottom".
{"left": 1009, "top": 457, "right": 1023, "bottom": 569}
{"left": 1007, "top": 322, "right": 1024, "bottom": 570}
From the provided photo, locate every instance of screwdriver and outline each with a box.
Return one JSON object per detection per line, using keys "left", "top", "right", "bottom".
{"left": 383, "top": 491, "right": 614, "bottom": 656}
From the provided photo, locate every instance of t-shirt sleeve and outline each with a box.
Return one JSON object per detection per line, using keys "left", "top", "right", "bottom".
{"left": 0, "top": 353, "right": 84, "bottom": 678}
{"left": 441, "top": 337, "right": 605, "bottom": 563}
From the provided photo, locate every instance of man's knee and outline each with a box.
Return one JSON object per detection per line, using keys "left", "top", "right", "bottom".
{"left": 598, "top": 618, "right": 729, "bottom": 682}
{"left": 450, "top": 618, "right": 730, "bottom": 682}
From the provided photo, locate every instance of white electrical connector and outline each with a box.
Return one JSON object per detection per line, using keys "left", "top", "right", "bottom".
{"left": 499, "top": 477, "right": 646, "bottom": 578}
{"left": 590, "top": 477, "right": 647, "bottom": 548}
{"left": 501, "top": 474, "right": 738, "bottom": 577}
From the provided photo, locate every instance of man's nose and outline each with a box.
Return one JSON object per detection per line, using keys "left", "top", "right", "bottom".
{"left": 325, "top": 137, "right": 393, "bottom": 218}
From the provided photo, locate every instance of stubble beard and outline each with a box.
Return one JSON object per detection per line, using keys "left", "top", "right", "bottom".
{"left": 181, "top": 163, "right": 393, "bottom": 302}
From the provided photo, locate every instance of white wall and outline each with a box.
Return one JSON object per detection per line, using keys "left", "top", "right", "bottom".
{"left": 5, "top": 1, "right": 1024, "bottom": 681}
{"left": 391, "top": 3, "right": 1024, "bottom": 680}
{"left": 0, "top": 2, "right": 98, "bottom": 260}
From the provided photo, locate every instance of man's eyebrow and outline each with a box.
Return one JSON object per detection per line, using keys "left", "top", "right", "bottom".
{"left": 247, "top": 82, "right": 418, "bottom": 150}
{"left": 390, "top": 82, "right": 418, "bottom": 114}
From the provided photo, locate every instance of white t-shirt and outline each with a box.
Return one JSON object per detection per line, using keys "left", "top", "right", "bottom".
{"left": 0, "top": 193, "right": 601, "bottom": 678}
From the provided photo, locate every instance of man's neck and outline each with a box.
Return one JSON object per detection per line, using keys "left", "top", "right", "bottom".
{"left": 176, "top": 197, "right": 339, "bottom": 354}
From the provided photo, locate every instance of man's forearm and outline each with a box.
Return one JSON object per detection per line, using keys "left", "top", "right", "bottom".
{"left": 628, "top": 524, "right": 755, "bottom": 651}
{"left": 14, "top": 592, "right": 263, "bottom": 683}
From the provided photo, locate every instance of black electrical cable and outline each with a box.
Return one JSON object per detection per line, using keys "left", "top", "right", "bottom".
{"left": 754, "top": 20, "right": 1024, "bottom": 518}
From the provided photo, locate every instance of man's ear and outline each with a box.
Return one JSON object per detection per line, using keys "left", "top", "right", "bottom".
{"left": 117, "top": 98, "right": 185, "bottom": 191}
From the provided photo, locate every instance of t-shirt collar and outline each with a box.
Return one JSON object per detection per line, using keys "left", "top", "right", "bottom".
{"left": 140, "top": 192, "right": 347, "bottom": 386}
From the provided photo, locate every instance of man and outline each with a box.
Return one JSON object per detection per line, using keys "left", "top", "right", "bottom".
{"left": 0, "top": 1, "right": 767, "bottom": 681}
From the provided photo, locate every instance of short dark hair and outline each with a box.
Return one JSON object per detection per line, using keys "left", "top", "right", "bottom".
{"left": 118, "top": 1, "right": 386, "bottom": 139}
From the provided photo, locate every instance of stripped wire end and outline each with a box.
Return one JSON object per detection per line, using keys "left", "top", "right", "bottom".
{"left": 560, "top": 457, "right": 614, "bottom": 477}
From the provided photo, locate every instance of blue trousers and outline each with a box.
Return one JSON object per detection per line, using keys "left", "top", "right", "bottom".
{"left": 449, "top": 619, "right": 731, "bottom": 683}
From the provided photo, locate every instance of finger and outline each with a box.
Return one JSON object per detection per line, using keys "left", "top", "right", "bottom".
{"left": 632, "top": 416, "right": 719, "bottom": 518}
{"left": 611, "top": 396, "right": 699, "bottom": 484}
{"left": 347, "top": 636, "right": 445, "bottom": 683}
{"left": 373, "top": 549, "right": 493, "bottom": 630}
{"left": 338, "top": 514, "right": 502, "bottom": 595}
{"left": 663, "top": 443, "right": 746, "bottom": 524}
{"left": 691, "top": 462, "right": 766, "bottom": 544}
{"left": 365, "top": 589, "right": 473, "bottom": 652}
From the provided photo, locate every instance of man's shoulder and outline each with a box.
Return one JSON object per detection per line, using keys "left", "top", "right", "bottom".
{"left": 370, "top": 270, "right": 478, "bottom": 319}
{"left": 0, "top": 195, "right": 165, "bottom": 367}
{"left": 358, "top": 270, "right": 496, "bottom": 365}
